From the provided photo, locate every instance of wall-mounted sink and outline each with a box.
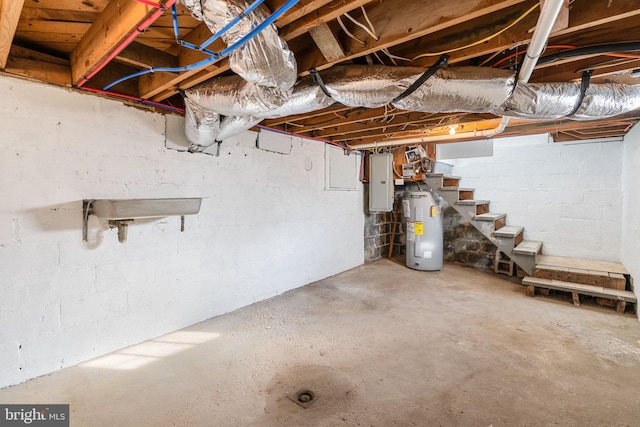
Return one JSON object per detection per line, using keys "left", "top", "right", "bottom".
{"left": 90, "top": 198, "right": 202, "bottom": 220}
{"left": 83, "top": 198, "right": 202, "bottom": 243}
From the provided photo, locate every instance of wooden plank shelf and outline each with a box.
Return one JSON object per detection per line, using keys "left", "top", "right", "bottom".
{"left": 523, "top": 276, "right": 637, "bottom": 314}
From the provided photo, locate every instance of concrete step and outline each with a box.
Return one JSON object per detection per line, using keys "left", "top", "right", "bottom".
{"left": 443, "top": 176, "right": 460, "bottom": 188}
{"left": 493, "top": 225, "right": 523, "bottom": 238}
{"left": 513, "top": 240, "right": 543, "bottom": 256}
{"left": 425, "top": 174, "right": 460, "bottom": 190}
{"left": 474, "top": 213, "right": 506, "bottom": 222}
{"left": 523, "top": 276, "right": 636, "bottom": 313}
{"left": 439, "top": 187, "right": 475, "bottom": 201}
{"left": 474, "top": 212, "right": 506, "bottom": 231}
{"left": 457, "top": 200, "right": 489, "bottom": 215}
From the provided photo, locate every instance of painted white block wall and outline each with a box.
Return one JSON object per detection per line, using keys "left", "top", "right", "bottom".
{"left": 446, "top": 134, "right": 623, "bottom": 262}
{"left": 621, "top": 122, "right": 640, "bottom": 313}
{"left": 0, "top": 76, "right": 364, "bottom": 388}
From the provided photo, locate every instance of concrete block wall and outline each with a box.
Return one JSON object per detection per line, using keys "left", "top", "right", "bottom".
{"left": 0, "top": 76, "right": 364, "bottom": 388}
{"left": 443, "top": 209, "right": 496, "bottom": 269}
{"left": 363, "top": 185, "right": 393, "bottom": 261}
{"left": 447, "top": 134, "right": 623, "bottom": 262}
{"left": 622, "top": 123, "right": 640, "bottom": 314}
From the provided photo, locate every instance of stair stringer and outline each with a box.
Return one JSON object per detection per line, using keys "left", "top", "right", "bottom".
{"left": 424, "top": 174, "right": 537, "bottom": 275}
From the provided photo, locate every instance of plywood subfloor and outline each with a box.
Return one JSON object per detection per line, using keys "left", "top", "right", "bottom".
{"left": 536, "top": 255, "right": 629, "bottom": 275}
{"left": 1, "top": 260, "right": 639, "bottom": 426}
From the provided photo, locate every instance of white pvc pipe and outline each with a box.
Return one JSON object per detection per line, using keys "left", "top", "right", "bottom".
{"left": 519, "top": 0, "right": 565, "bottom": 83}
{"left": 365, "top": 0, "right": 565, "bottom": 150}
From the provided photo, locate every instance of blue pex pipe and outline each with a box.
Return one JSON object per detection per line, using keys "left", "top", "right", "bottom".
{"left": 103, "top": 0, "right": 300, "bottom": 91}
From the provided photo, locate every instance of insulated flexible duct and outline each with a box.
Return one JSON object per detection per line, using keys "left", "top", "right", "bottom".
{"left": 179, "top": 0, "right": 297, "bottom": 90}
{"left": 183, "top": 64, "right": 640, "bottom": 149}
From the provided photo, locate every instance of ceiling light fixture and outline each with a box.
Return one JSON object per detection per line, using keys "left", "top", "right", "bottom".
{"left": 449, "top": 126, "right": 457, "bottom": 135}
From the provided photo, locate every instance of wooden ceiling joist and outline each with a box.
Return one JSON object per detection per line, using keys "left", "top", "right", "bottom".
{"left": 309, "top": 23, "right": 345, "bottom": 62}
{"left": 70, "top": 0, "right": 172, "bottom": 85}
{"left": 0, "top": 0, "right": 25, "bottom": 69}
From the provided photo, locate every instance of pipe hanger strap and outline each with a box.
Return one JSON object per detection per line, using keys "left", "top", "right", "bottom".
{"left": 566, "top": 70, "right": 593, "bottom": 118}
{"left": 391, "top": 54, "right": 449, "bottom": 104}
{"left": 309, "top": 68, "right": 332, "bottom": 98}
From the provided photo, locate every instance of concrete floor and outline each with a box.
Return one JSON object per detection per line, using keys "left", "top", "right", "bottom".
{"left": 2, "top": 260, "right": 640, "bottom": 426}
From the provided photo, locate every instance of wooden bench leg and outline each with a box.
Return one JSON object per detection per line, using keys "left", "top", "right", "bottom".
{"left": 572, "top": 292, "right": 580, "bottom": 307}
{"left": 526, "top": 285, "right": 536, "bottom": 297}
{"left": 616, "top": 300, "right": 627, "bottom": 314}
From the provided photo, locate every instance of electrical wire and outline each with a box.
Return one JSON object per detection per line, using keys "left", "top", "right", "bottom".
{"left": 284, "top": 121, "right": 304, "bottom": 128}
{"left": 373, "top": 51, "right": 386, "bottom": 65}
{"left": 412, "top": 2, "right": 540, "bottom": 60}
{"left": 343, "top": 11, "right": 379, "bottom": 40}
{"left": 360, "top": 6, "right": 376, "bottom": 37}
{"left": 382, "top": 48, "right": 411, "bottom": 62}
{"left": 492, "top": 45, "right": 575, "bottom": 67}
{"left": 337, "top": 15, "right": 365, "bottom": 45}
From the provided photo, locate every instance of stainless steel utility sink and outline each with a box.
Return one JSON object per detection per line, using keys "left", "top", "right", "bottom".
{"left": 89, "top": 198, "right": 202, "bottom": 220}
{"left": 82, "top": 198, "right": 202, "bottom": 243}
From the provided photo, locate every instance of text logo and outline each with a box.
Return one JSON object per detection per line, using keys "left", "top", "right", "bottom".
{"left": 0, "top": 405, "right": 69, "bottom": 427}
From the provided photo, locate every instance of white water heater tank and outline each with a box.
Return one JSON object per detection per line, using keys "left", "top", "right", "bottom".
{"left": 404, "top": 191, "right": 444, "bottom": 271}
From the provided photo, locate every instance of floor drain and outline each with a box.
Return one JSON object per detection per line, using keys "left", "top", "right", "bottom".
{"left": 288, "top": 389, "right": 317, "bottom": 409}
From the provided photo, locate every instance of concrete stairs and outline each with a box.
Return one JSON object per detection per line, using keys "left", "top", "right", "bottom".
{"left": 425, "top": 173, "right": 635, "bottom": 314}
{"left": 425, "top": 173, "right": 542, "bottom": 276}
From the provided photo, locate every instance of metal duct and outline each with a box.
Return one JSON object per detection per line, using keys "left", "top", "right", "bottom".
{"left": 184, "top": 97, "right": 220, "bottom": 148}
{"left": 322, "top": 65, "right": 425, "bottom": 108}
{"left": 502, "top": 82, "right": 640, "bottom": 120}
{"left": 259, "top": 77, "right": 334, "bottom": 119}
{"left": 183, "top": 64, "right": 640, "bottom": 148}
{"left": 185, "top": 75, "right": 287, "bottom": 116}
{"left": 394, "top": 67, "right": 515, "bottom": 113}
{"left": 217, "top": 115, "right": 262, "bottom": 141}
{"left": 179, "top": 0, "right": 297, "bottom": 90}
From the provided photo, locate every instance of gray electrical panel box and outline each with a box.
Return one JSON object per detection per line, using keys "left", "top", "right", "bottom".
{"left": 369, "top": 153, "right": 394, "bottom": 212}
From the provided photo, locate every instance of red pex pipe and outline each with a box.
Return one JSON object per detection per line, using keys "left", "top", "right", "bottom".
{"left": 77, "top": 0, "right": 176, "bottom": 88}
{"left": 255, "top": 124, "right": 354, "bottom": 151}
{"left": 82, "top": 87, "right": 185, "bottom": 113}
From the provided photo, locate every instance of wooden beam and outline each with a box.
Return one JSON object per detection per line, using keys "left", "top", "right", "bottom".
{"left": 309, "top": 22, "right": 345, "bottom": 62}
{"left": 5, "top": 56, "right": 72, "bottom": 86}
{"left": 0, "top": 0, "right": 25, "bottom": 69}
{"left": 381, "top": 0, "right": 640, "bottom": 69}
{"left": 279, "top": 0, "right": 374, "bottom": 41}
{"left": 267, "top": 0, "right": 342, "bottom": 28}
{"left": 115, "top": 41, "right": 178, "bottom": 69}
{"left": 295, "top": 0, "right": 527, "bottom": 73}
{"left": 262, "top": 104, "right": 352, "bottom": 126}
{"left": 150, "top": 0, "right": 373, "bottom": 101}
{"left": 70, "top": 0, "right": 171, "bottom": 85}
{"left": 137, "top": 22, "right": 227, "bottom": 99}
{"left": 22, "top": 0, "right": 109, "bottom": 12}
{"left": 5, "top": 45, "right": 71, "bottom": 86}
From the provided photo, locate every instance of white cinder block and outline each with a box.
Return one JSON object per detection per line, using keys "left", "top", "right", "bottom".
{"left": 0, "top": 76, "right": 364, "bottom": 388}
{"left": 453, "top": 134, "right": 623, "bottom": 261}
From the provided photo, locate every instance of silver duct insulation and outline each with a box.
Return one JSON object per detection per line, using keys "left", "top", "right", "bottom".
{"left": 322, "top": 65, "right": 425, "bottom": 108}
{"left": 184, "top": 98, "right": 220, "bottom": 147}
{"left": 179, "top": 0, "right": 297, "bottom": 90}
{"left": 502, "top": 82, "right": 640, "bottom": 120}
{"left": 183, "top": 64, "right": 640, "bottom": 148}
{"left": 260, "top": 79, "right": 334, "bottom": 118}
{"left": 185, "top": 75, "right": 287, "bottom": 116}
{"left": 395, "top": 67, "right": 515, "bottom": 113}
{"left": 217, "top": 115, "right": 262, "bottom": 140}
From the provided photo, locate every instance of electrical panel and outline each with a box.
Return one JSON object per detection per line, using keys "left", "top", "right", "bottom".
{"left": 369, "top": 153, "right": 394, "bottom": 212}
